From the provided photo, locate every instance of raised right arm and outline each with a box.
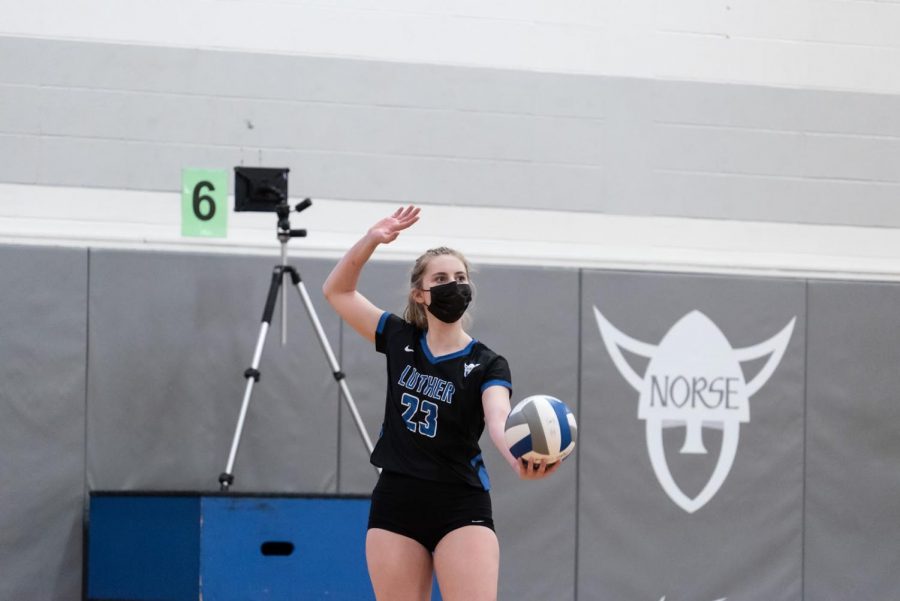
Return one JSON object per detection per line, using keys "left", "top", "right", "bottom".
{"left": 322, "top": 205, "right": 420, "bottom": 344}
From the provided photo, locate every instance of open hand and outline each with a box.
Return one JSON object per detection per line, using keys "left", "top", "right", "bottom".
{"left": 367, "top": 205, "right": 420, "bottom": 244}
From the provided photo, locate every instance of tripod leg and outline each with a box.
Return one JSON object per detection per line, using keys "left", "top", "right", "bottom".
{"left": 281, "top": 238, "right": 289, "bottom": 345}
{"left": 285, "top": 267, "right": 379, "bottom": 474}
{"left": 219, "top": 267, "right": 285, "bottom": 491}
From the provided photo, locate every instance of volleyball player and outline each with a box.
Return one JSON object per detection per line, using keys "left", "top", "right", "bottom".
{"left": 322, "top": 205, "right": 558, "bottom": 601}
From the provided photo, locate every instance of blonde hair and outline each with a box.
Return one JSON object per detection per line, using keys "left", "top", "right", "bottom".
{"left": 403, "top": 247, "right": 472, "bottom": 330}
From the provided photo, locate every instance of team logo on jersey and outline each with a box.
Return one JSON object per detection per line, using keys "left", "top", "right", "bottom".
{"left": 464, "top": 362, "right": 480, "bottom": 377}
{"left": 594, "top": 307, "right": 794, "bottom": 513}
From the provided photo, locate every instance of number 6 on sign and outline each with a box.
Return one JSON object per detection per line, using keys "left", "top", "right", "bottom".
{"left": 182, "top": 168, "right": 228, "bottom": 238}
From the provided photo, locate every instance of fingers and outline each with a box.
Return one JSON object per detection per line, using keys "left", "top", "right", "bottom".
{"left": 519, "top": 457, "right": 541, "bottom": 478}
{"left": 396, "top": 205, "right": 420, "bottom": 227}
{"left": 372, "top": 206, "right": 420, "bottom": 244}
{"left": 392, "top": 211, "right": 420, "bottom": 236}
{"left": 386, "top": 205, "right": 420, "bottom": 230}
{"left": 517, "top": 457, "right": 560, "bottom": 479}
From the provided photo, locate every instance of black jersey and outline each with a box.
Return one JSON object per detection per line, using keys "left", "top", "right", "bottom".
{"left": 371, "top": 312, "right": 512, "bottom": 490}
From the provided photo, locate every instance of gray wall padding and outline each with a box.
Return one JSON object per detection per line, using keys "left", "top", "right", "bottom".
{"left": 805, "top": 281, "right": 900, "bottom": 600}
{"left": 86, "top": 249, "right": 341, "bottom": 492}
{"left": 3, "top": 243, "right": 900, "bottom": 599}
{"left": 0, "top": 246, "right": 87, "bottom": 601}
{"left": 578, "top": 271, "right": 806, "bottom": 600}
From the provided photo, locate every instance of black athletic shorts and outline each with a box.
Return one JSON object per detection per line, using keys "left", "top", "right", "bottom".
{"left": 368, "top": 470, "right": 495, "bottom": 553}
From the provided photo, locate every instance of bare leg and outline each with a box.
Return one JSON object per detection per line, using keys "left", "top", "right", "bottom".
{"left": 366, "top": 528, "right": 434, "bottom": 601}
{"left": 433, "top": 525, "right": 499, "bottom": 601}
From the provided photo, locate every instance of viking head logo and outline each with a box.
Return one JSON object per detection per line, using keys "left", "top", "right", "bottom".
{"left": 595, "top": 307, "right": 795, "bottom": 513}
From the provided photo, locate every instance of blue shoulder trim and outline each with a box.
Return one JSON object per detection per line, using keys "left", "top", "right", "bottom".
{"left": 376, "top": 311, "right": 390, "bottom": 335}
{"left": 481, "top": 379, "right": 512, "bottom": 394}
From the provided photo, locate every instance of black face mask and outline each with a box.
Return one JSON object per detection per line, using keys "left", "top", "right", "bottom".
{"left": 424, "top": 281, "right": 472, "bottom": 324}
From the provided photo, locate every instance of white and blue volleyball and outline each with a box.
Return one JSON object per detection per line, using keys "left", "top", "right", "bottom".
{"left": 504, "top": 395, "right": 577, "bottom": 464}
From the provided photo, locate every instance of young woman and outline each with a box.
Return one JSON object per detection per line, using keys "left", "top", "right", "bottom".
{"left": 322, "top": 205, "right": 558, "bottom": 601}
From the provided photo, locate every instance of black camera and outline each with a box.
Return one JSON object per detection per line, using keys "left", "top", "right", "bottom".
{"left": 234, "top": 166, "right": 311, "bottom": 237}
{"left": 234, "top": 167, "right": 290, "bottom": 212}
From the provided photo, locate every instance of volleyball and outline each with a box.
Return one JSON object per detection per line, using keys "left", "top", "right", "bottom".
{"left": 504, "top": 394, "right": 577, "bottom": 464}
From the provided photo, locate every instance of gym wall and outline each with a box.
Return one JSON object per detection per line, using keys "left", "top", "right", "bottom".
{"left": 2, "top": 1, "right": 900, "bottom": 599}
{"left": 3, "top": 244, "right": 899, "bottom": 599}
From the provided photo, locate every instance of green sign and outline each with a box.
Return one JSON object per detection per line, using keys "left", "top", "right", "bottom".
{"left": 181, "top": 168, "right": 227, "bottom": 238}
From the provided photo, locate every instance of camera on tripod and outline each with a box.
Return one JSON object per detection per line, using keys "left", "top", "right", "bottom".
{"left": 234, "top": 166, "right": 311, "bottom": 238}
{"left": 219, "top": 166, "right": 377, "bottom": 491}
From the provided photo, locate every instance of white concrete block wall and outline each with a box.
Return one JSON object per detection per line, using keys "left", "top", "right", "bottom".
{"left": 4, "top": 0, "right": 900, "bottom": 92}
{"left": 2, "top": 1, "right": 900, "bottom": 278}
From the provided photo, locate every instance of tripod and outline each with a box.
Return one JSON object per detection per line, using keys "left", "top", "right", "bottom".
{"left": 218, "top": 199, "right": 377, "bottom": 491}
